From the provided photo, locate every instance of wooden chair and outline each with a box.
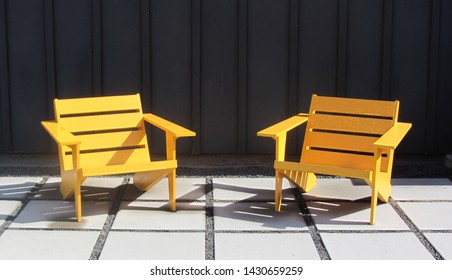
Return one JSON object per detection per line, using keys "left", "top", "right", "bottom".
{"left": 257, "top": 94, "right": 411, "bottom": 224}
{"left": 42, "top": 93, "right": 195, "bottom": 222}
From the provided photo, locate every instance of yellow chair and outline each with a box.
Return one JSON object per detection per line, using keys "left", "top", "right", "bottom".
{"left": 257, "top": 94, "right": 411, "bottom": 224}
{"left": 42, "top": 93, "right": 195, "bottom": 222}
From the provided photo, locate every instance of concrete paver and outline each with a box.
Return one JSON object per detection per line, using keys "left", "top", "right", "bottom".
{"left": 125, "top": 177, "right": 206, "bottom": 201}
{"left": 0, "top": 175, "right": 451, "bottom": 260}
{"left": 0, "top": 229, "right": 99, "bottom": 260}
{"left": 214, "top": 202, "right": 307, "bottom": 231}
{"left": 320, "top": 232, "right": 434, "bottom": 260}
{"left": 392, "top": 178, "right": 452, "bottom": 200}
{"left": 424, "top": 233, "right": 452, "bottom": 259}
{"left": 35, "top": 177, "right": 123, "bottom": 200}
{"left": 112, "top": 201, "right": 205, "bottom": 230}
{"left": 307, "top": 201, "right": 409, "bottom": 230}
{"left": 215, "top": 232, "right": 319, "bottom": 260}
{"left": 0, "top": 200, "right": 21, "bottom": 226}
{"left": 99, "top": 231, "right": 205, "bottom": 260}
{"left": 213, "top": 178, "right": 294, "bottom": 201}
{"left": 10, "top": 200, "right": 111, "bottom": 229}
{"left": 0, "top": 177, "right": 41, "bottom": 200}
{"left": 397, "top": 202, "right": 452, "bottom": 230}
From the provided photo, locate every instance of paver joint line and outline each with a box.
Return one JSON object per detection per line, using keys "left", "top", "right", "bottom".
{"left": 0, "top": 176, "right": 48, "bottom": 238}
{"left": 89, "top": 178, "right": 129, "bottom": 260}
{"left": 205, "top": 177, "right": 215, "bottom": 260}
{"left": 291, "top": 185, "right": 331, "bottom": 260}
{"left": 389, "top": 198, "right": 444, "bottom": 260}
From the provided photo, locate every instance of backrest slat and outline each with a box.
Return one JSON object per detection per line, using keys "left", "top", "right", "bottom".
{"left": 301, "top": 95, "right": 399, "bottom": 171}
{"left": 54, "top": 94, "right": 150, "bottom": 170}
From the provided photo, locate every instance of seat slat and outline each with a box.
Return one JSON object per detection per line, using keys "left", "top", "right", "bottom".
{"left": 55, "top": 94, "right": 142, "bottom": 116}
{"left": 58, "top": 113, "right": 144, "bottom": 133}
{"left": 310, "top": 95, "right": 398, "bottom": 117}
{"left": 307, "top": 114, "right": 394, "bottom": 135}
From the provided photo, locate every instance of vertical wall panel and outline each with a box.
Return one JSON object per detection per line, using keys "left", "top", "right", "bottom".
{"left": 347, "top": 0, "right": 383, "bottom": 99}
{"left": 0, "top": 0, "right": 11, "bottom": 151}
{"left": 436, "top": 0, "right": 452, "bottom": 154}
{"left": 150, "top": 0, "right": 192, "bottom": 153}
{"left": 201, "top": 0, "right": 238, "bottom": 153}
{"left": 102, "top": 0, "right": 141, "bottom": 95}
{"left": 298, "top": 0, "right": 338, "bottom": 110}
{"left": 0, "top": 0, "right": 451, "bottom": 155}
{"left": 7, "top": 0, "right": 49, "bottom": 152}
{"left": 247, "top": 0, "right": 290, "bottom": 153}
{"left": 54, "top": 0, "right": 93, "bottom": 99}
{"left": 391, "top": 0, "right": 431, "bottom": 153}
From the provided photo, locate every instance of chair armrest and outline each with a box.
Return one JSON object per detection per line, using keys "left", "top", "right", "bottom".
{"left": 143, "top": 113, "right": 196, "bottom": 138}
{"left": 257, "top": 113, "right": 309, "bottom": 139}
{"left": 41, "top": 121, "right": 81, "bottom": 146}
{"left": 373, "top": 122, "right": 412, "bottom": 150}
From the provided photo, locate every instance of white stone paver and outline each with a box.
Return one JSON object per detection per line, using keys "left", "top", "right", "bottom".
{"left": 9, "top": 200, "right": 110, "bottom": 229}
{"left": 215, "top": 232, "right": 319, "bottom": 260}
{"left": 321, "top": 232, "right": 434, "bottom": 260}
{"left": 391, "top": 178, "right": 452, "bottom": 200}
{"left": 307, "top": 201, "right": 408, "bottom": 230}
{"left": 99, "top": 232, "right": 205, "bottom": 260}
{"left": 214, "top": 202, "right": 307, "bottom": 231}
{"left": 125, "top": 177, "right": 206, "bottom": 201}
{"left": 0, "top": 200, "right": 21, "bottom": 226}
{"left": 0, "top": 177, "right": 42, "bottom": 200}
{"left": 112, "top": 201, "right": 205, "bottom": 230}
{"left": 424, "top": 233, "right": 452, "bottom": 260}
{"left": 35, "top": 177, "right": 123, "bottom": 200}
{"left": 0, "top": 229, "right": 99, "bottom": 260}
{"left": 397, "top": 202, "right": 452, "bottom": 230}
{"left": 213, "top": 178, "right": 294, "bottom": 201}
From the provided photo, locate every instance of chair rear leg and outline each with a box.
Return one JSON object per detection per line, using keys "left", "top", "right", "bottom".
{"left": 74, "top": 182, "right": 82, "bottom": 222}
{"left": 275, "top": 171, "right": 283, "bottom": 211}
{"left": 168, "top": 169, "right": 176, "bottom": 211}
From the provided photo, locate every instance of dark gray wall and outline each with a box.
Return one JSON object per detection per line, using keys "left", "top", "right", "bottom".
{"left": 0, "top": 0, "right": 451, "bottom": 155}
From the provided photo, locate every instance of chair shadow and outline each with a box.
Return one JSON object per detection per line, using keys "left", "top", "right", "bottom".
{"left": 12, "top": 178, "right": 207, "bottom": 224}
{"left": 0, "top": 181, "right": 38, "bottom": 199}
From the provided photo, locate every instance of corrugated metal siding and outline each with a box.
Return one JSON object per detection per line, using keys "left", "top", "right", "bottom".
{"left": 0, "top": 0, "right": 451, "bottom": 155}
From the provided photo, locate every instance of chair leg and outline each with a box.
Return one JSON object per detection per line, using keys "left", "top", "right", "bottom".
{"left": 275, "top": 171, "right": 283, "bottom": 211}
{"left": 74, "top": 182, "right": 82, "bottom": 222}
{"left": 168, "top": 169, "right": 176, "bottom": 211}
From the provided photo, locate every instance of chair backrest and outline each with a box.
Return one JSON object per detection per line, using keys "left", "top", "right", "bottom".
{"left": 301, "top": 94, "right": 399, "bottom": 171}
{"left": 54, "top": 94, "right": 150, "bottom": 170}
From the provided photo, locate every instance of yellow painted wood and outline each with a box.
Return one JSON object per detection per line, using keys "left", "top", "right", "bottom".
{"left": 257, "top": 114, "right": 308, "bottom": 138}
{"left": 54, "top": 93, "right": 143, "bottom": 116}
{"left": 309, "top": 94, "right": 398, "bottom": 117}
{"left": 82, "top": 160, "right": 177, "bottom": 177}
{"left": 258, "top": 94, "right": 411, "bottom": 225}
{"left": 42, "top": 94, "right": 195, "bottom": 222}
{"left": 304, "top": 130, "right": 378, "bottom": 153}
{"left": 57, "top": 113, "right": 144, "bottom": 133}
{"left": 373, "top": 122, "right": 412, "bottom": 149}
{"left": 75, "top": 130, "right": 148, "bottom": 151}
{"left": 41, "top": 121, "right": 81, "bottom": 146}
{"left": 307, "top": 114, "right": 394, "bottom": 135}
